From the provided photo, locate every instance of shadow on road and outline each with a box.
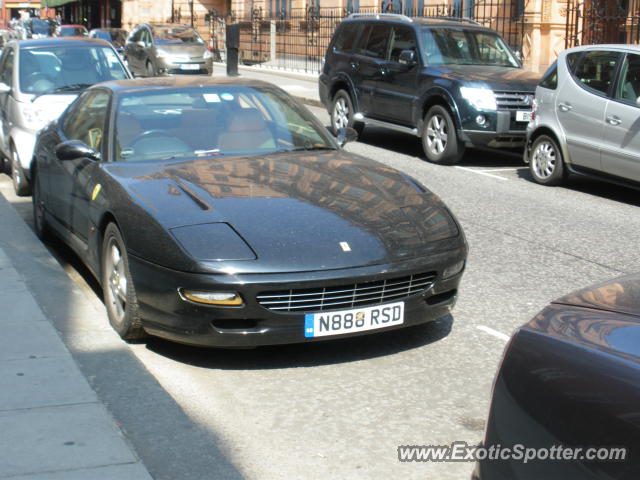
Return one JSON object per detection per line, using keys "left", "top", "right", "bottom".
{"left": 144, "top": 314, "right": 454, "bottom": 369}
{"left": 516, "top": 168, "right": 640, "bottom": 207}
{"left": 356, "top": 127, "right": 523, "bottom": 167}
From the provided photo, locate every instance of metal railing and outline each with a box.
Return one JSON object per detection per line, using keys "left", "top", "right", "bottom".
{"left": 209, "top": 1, "right": 525, "bottom": 74}
{"left": 565, "top": 0, "right": 640, "bottom": 48}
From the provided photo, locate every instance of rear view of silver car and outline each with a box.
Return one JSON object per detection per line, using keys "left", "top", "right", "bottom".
{"left": 525, "top": 45, "right": 640, "bottom": 187}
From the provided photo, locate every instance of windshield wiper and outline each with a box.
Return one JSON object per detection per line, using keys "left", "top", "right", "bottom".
{"left": 288, "top": 146, "right": 336, "bottom": 152}
{"left": 31, "top": 83, "right": 94, "bottom": 102}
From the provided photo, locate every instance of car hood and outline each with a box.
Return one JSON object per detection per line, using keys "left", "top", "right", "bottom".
{"left": 431, "top": 65, "right": 541, "bottom": 91}
{"left": 155, "top": 44, "right": 206, "bottom": 57}
{"left": 551, "top": 273, "right": 640, "bottom": 319}
{"left": 31, "top": 94, "right": 78, "bottom": 123}
{"left": 105, "top": 151, "right": 461, "bottom": 272}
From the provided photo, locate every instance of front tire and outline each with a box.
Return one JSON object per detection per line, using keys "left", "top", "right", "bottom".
{"left": 330, "top": 89, "right": 364, "bottom": 136}
{"left": 146, "top": 60, "right": 156, "bottom": 77}
{"left": 101, "top": 223, "right": 146, "bottom": 342}
{"left": 32, "top": 168, "right": 49, "bottom": 241}
{"left": 11, "top": 147, "right": 31, "bottom": 196}
{"left": 529, "top": 135, "right": 565, "bottom": 186}
{"left": 422, "top": 105, "right": 465, "bottom": 165}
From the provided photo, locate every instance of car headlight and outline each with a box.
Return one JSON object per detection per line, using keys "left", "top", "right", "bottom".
{"left": 460, "top": 87, "right": 497, "bottom": 111}
{"left": 22, "top": 104, "right": 48, "bottom": 130}
{"left": 179, "top": 289, "right": 244, "bottom": 306}
{"left": 156, "top": 49, "right": 169, "bottom": 60}
{"left": 443, "top": 260, "right": 465, "bottom": 279}
{"left": 203, "top": 49, "right": 213, "bottom": 59}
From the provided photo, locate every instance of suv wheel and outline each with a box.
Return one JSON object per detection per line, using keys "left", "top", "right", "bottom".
{"left": 529, "top": 135, "right": 565, "bottom": 186}
{"left": 331, "top": 90, "right": 364, "bottom": 136}
{"left": 422, "top": 105, "right": 465, "bottom": 165}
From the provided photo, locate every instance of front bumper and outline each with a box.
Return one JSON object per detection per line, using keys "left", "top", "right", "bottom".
{"left": 128, "top": 247, "right": 466, "bottom": 347}
{"left": 11, "top": 126, "right": 38, "bottom": 177}
{"left": 460, "top": 109, "right": 530, "bottom": 149}
{"left": 158, "top": 58, "right": 213, "bottom": 75}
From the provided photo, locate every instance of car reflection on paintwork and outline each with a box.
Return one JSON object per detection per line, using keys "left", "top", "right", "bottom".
{"left": 31, "top": 76, "right": 467, "bottom": 347}
{"left": 474, "top": 274, "right": 640, "bottom": 479}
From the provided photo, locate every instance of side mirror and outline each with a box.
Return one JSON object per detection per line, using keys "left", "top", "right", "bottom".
{"left": 335, "top": 127, "right": 358, "bottom": 147}
{"left": 636, "top": 96, "right": 640, "bottom": 107}
{"left": 136, "top": 40, "right": 146, "bottom": 48}
{"left": 55, "top": 140, "right": 100, "bottom": 161}
{"left": 398, "top": 50, "right": 416, "bottom": 66}
{"left": 0, "top": 82, "right": 11, "bottom": 94}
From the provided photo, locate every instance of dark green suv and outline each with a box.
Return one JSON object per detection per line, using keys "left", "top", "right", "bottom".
{"left": 319, "top": 14, "right": 540, "bottom": 164}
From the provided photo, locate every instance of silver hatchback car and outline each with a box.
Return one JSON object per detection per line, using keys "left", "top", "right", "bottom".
{"left": 525, "top": 45, "right": 640, "bottom": 187}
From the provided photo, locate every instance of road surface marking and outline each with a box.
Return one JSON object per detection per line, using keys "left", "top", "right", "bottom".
{"left": 455, "top": 166, "right": 508, "bottom": 180}
{"left": 476, "top": 167, "right": 528, "bottom": 172}
{"left": 477, "top": 325, "right": 510, "bottom": 342}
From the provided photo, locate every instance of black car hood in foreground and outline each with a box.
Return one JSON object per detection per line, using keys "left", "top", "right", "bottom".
{"left": 104, "top": 150, "right": 462, "bottom": 273}
{"left": 433, "top": 65, "right": 541, "bottom": 91}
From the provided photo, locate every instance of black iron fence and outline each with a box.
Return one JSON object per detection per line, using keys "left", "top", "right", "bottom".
{"left": 565, "top": 0, "right": 640, "bottom": 48}
{"left": 208, "top": 2, "right": 526, "bottom": 73}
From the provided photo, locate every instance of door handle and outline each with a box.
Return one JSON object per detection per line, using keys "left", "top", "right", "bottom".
{"left": 350, "top": 61, "right": 359, "bottom": 69}
{"left": 606, "top": 115, "right": 622, "bottom": 126}
{"left": 380, "top": 66, "right": 389, "bottom": 76}
{"left": 558, "top": 102, "right": 572, "bottom": 112}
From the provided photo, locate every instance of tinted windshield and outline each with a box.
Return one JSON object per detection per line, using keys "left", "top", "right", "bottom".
{"left": 421, "top": 27, "right": 518, "bottom": 67}
{"left": 60, "top": 26, "right": 88, "bottom": 37}
{"left": 115, "top": 86, "right": 336, "bottom": 162}
{"left": 19, "top": 46, "right": 128, "bottom": 94}
{"left": 153, "top": 26, "right": 203, "bottom": 44}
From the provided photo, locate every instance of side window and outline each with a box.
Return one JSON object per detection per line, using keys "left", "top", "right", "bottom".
{"left": 357, "top": 24, "right": 391, "bottom": 59}
{"left": 566, "top": 51, "right": 580, "bottom": 73}
{"left": 63, "top": 90, "right": 110, "bottom": 151}
{"left": 129, "top": 28, "right": 141, "bottom": 43}
{"left": 142, "top": 29, "right": 152, "bottom": 46}
{"left": 615, "top": 53, "right": 640, "bottom": 105}
{"left": 0, "top": 49, "right": 15, "bottom": 86}
{"left": 389, "top": 26, "right": 417, "bottom": 63}
{"left": 539, "top": 61, "right": 558, "bottom": 90}
{"left": 572, "top": 50, "right": 621, "bottom": 95}
{"left": 333, "top": 23, "right": 363, "bottom": 54}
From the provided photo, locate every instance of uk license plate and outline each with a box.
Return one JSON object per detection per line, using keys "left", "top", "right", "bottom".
{"left": 516, "top": 110, "right": 532, "bottom": 122}
{"left": 304, "top": 301, "right": 404, "bottom": 338}
{"left": 180, "top": 64, "right": 200, "bottom": 70}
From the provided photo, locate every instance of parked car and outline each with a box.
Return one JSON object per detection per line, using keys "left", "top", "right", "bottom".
{"left": 124, "top": 23, "right": 212, "bottom": 76}
{"left": 0, "top": 37, "right": 130, "bottom": 195}
{"left": 31, "top": 76, "right": 467, "bottom": 345}
{"left": 474, "top": 273, "right": 640, "bottom": 479}
{"left": 526, "top": 45, "right": 640, "bottom": 188}
{"left": 89, "top": 28, "right": 128, "bottom": 56}
{"left": 56, "top": 24, "right": 89, "bottom": 37}
{"left": 26, "top": 18, "right": 54, "bottom": 38}
{"left": 319, "top": 14, "right": 540, "bottom": 165}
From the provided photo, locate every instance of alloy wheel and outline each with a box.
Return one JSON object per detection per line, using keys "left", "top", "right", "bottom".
{"left": 106, "top": 239, "right": 127, "bottom": 323}
{"left": 426, "top": 114, "right": 448, "bottom": 155}
{"left": 333, "top": 97, "right": 349, "bottom": 130}
{"left": 531, "top": 140, "right": 557, "bottom": 179}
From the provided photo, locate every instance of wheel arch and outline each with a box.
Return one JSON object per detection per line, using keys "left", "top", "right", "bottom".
{"left": 418, "top": 89, "right": 462, "bottom": 133}
{"left": 96, "top": 212, "right": 122, "bottom": 280}
{"left": 329, "top": 74, "right": 359, "bottom": 111}
{"left": 527, "top": 126, "right": 569, "bottom": 166}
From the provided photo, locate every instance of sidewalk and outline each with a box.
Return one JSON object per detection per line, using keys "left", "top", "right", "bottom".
{"left": 212, "top": 63, "right": 322, "bottom": 107}
{"left": 0, "top": 194, "right": 153, "bottom": 479}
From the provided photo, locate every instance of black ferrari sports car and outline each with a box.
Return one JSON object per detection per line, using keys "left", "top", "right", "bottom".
{"left": 474, "top": 274, "right": 640, "bottom": 479}
{"left": 32, "top": 76, "right": 467, "bottom": 346}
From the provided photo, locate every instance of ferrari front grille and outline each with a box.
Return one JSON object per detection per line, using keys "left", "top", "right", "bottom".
{"left": 256, "top": 272, "right": 437, "bottom": 313}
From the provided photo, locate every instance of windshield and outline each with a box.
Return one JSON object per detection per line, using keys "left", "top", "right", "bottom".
{"left": 19, "top": 45, "right": 128, "bottom": 94}
{"left": 421, "top": 27, "right": 519, "bottom": 67}
{"left": 93, "top": 29, "right": 127, "bottom": 45}
{"left": 153, "top": 26, "right": 203, "bottom": 44}
{"left": 114, "top": 86, "right": 336, "bottom": 162}
{"left": 60, "top": 26, "right": 88, "bottom": 37}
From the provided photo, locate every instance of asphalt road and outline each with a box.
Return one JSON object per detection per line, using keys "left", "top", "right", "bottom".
{"left": 2, "top": 106, "right": 640, "bottom": 480}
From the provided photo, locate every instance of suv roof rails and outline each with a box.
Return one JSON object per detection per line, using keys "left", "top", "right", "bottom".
{"left": 347, "top": 13, "right": 413, "bottom": 22}
{"left": 432, "top": 16, "right": 483, "bottom": 26}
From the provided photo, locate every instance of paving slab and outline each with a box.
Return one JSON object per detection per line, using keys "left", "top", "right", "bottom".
{"left": 0, "top": 355, "right": 97, "bottom": 411}
{"left": 0, "top": 321, "right": 68, "bottom": 362}
{"left": 0, "top": 403, "right": 139, "bottom": 478}
{"left": 6, "top": 462, "right": 153, "bottom": 480}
